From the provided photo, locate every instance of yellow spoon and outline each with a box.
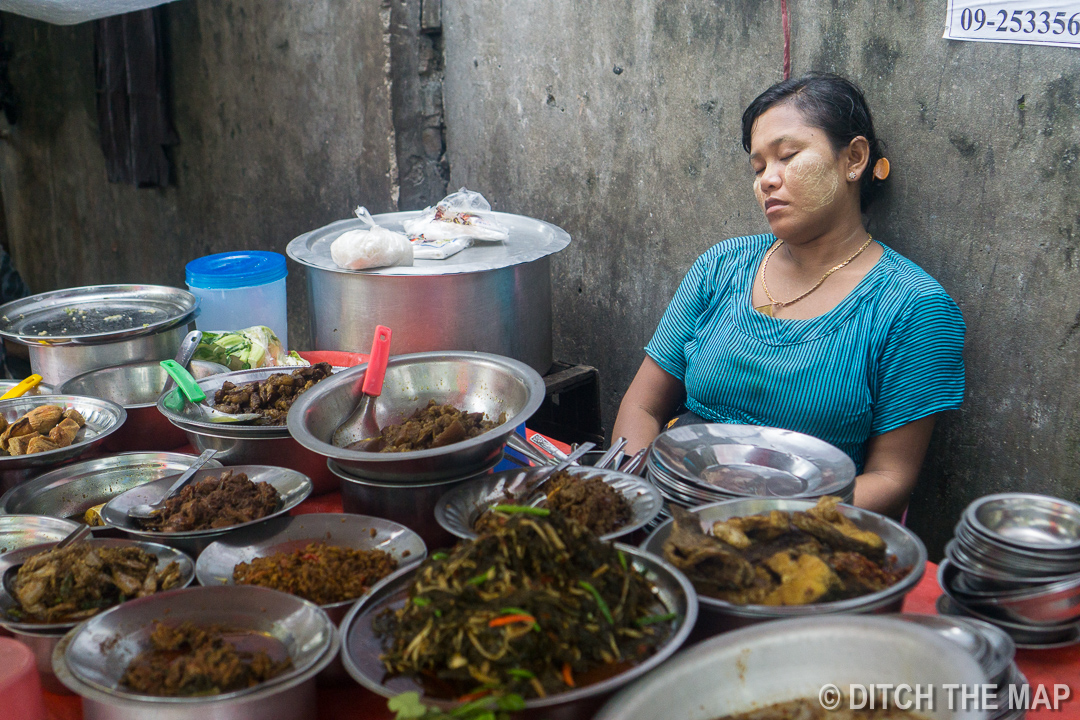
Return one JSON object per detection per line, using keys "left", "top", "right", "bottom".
{"left": 0, "top": 374, "right": 42, "bottom": 400}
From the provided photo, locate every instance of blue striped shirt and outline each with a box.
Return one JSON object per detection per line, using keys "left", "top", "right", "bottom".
{"left": 645, "top": 234, "right": 965, "bottom": 472}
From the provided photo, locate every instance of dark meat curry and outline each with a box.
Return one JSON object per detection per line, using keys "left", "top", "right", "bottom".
{"left": 663, "top": 496, "right": 906, "bottom": 605}
{"left": 233, "top": 542, "right": 398, "bottom": 605}
{"left": 121, "top": 621, "right": 293, "bottom": 697}
{"left": 138, "top": 470, "right": 280, "bottom": 533}
{"left": 7, "top": 544, "right": 182, "bottom": 623}
{"left": 475, "top": 471, "right": 633, "bottom": 537}
{"left": 375, "top": 511, "right": 673, "bottom": 700}
{"left": 212, "top": 362, "right": 332, "bottom": 426}
{"left": 348, "top": 400, "right": 505, "bottom": 453}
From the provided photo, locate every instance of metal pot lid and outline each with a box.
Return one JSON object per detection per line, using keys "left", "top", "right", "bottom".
{"left": 0, "top": 285, "right": 197, "bottom": 345}
{"left": 286, "top": 210, "right": 571, "bottom": 276}
{"left": 651, "top": 424, "right": 856, "bottom": 499}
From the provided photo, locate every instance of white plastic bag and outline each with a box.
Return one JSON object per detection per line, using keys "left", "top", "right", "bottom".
{"left": 402, "top": 188, "right": 510, "bottom": 244}
{"left": 412, "top": 236, "right": 473, "bottom": 260}
{"left": 330, "top": 208, "right": 414, "bottom": 270}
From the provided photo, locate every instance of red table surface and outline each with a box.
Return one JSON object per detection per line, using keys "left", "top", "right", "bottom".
{"left": 36, "top": 426, "right": 1080, "bottom": 720}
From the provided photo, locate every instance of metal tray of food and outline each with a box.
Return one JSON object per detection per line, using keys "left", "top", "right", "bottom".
{"left": 0, "top": 285, "right": 197, "bottom": 345}
{"left": 0, "top": 395, "right": 127, "bottom": 472}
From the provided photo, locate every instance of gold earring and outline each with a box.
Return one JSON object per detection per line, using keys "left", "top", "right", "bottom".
{"left": 848, "top": 171, "right": 857, "bottom": 180}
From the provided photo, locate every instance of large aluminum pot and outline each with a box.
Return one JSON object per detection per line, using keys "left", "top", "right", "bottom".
{"left": 594, "top": 616, "right": 989, "bottom": 720}
{"left": 287, "top": 211, "right": 571, "bottom": 374}
{"left": 58, "top": 360, "right": 228, "bottom": 451}
{"left": 0, "top": 285, "right": 198, "bottom": 386}
{"left": 641, "top": 497, "right": 927, "bottom": 639}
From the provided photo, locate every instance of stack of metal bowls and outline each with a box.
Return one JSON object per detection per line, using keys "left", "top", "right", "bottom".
{"left": 51, "top": 585, "right": 339, "bottom": 720}
{"left": 940, "top": 493, "right": 1080, "bottom": 648}
{"left": 641, "top": 497, "right": 926, "bottom": 638}
{"left": 896, "top": 614, "right": 1027, "bottom": 720}
{"left": 156, "top": 366, "right": 339, "bottom": 494}
{"left": 289, "top": 352, "right": 546, "bottom": 548}
{"left": 646, "top": 424, "right": 856, "bottom": 527}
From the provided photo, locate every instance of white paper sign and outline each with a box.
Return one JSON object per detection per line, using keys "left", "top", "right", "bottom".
{"left": 944, "top": 1, "right": 1080, "bottom": 47}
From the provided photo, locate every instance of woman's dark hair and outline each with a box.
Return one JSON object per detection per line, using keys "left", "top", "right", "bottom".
{"left": 741, "top": 72, "right": 886, "bottom": 211}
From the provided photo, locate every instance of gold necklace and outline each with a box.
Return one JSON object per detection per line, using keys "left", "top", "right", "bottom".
{"left": 756, "top": 235, "right": 873, "bottom": 317}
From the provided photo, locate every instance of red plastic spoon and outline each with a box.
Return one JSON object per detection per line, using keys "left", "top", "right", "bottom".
{"left": 332, "top": 325, "right": 392, "bottom": 448}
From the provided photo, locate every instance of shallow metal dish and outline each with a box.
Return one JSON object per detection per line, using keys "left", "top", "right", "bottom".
{"left": 0, "top": 285, "right": 197, "bottom": 346}
{"left": 0, "top": 395, "right": 127, "bottom": 480}
{"left": 0, "top": 515, "right": 81, "bottom": 554}
{"left": 651, "top": 424, "right": 856, "bottom": 499}
{"left": 0, "top": 537, "right": 195, "bottom": 632}
{"left": 59, "top": 584, "right": 336, "bottom": 703}
{"left": 196, "top": 513, "right": 426, "bottom": 622}
{"left": 288, "top": 352, "right": 546, "bottom": 481}
{"left": 340, "top": 544, "right": 697, "bottom": 716}
{"left": 100, "top": 465, "right": 313, "bottom": 556}
{"left": 943, "top": 539, "right": 1060, "bottom": 584}
{"left": 966, "top": 493, "right": 1080, "bottom": 551}
{"left": 955, "top": 520, "right": 1080, "bottom": 566}
{"left": 640, "top": 498, "right": 926, "bottom": 635}
{"left": 434, "top": 465, "right": 663, "bottom": 543}
{"left": 593, "top": 615, "right": 988, "bottom": 720}
{"left": 937, "top": 594, "right": 1080, "bottom": 647}
{"left": 60, "top": 360, "right": 228, "bottom": 452}
{"left": 157, "top": 365, "right": 334, "bottom": 438}
{"left": 0, "top": 452, "right": 223, "bottom": 527}
{"left": 892, "top": 613, "right": 1015, "bottom": 686}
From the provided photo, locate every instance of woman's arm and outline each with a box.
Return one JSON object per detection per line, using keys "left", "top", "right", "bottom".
{"left": 853, "top": 415, "right": 937, "bottom": 519}
{"left": 612, "top": 356, "right": 686, "bottom": 455}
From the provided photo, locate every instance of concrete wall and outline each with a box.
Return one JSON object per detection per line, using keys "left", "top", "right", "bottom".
{"left": 3, "top": 0, "right": 1080, "bottom": 555}
{"left": 441, "top": 0, "right": 1080, "bottom": 554}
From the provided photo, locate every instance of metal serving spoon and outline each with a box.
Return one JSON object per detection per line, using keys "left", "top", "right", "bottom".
{"left": 2, "top": 523, "right": 93, "bottom": 593}
{"left": 126, "top": 448, "right": 218, "bottom": 520}
{"left": 160, "top": 360, "right": 262, "bottom": 423}
{"left": 594, "top": 437, "right": 628, "bottom": 470}
{"left": 332, "top": 325, "right": 392, "bottom": 448}
{"left": 161, "top": 330, "right": 202, "bottom": 397}
{"left": 521, "top": 442, "right": 595, "bottom": 497}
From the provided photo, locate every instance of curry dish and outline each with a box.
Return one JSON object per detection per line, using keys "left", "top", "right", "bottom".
{"left": 138, "top": 470, "right": 280, "bottom": 533}
{"left": 663, "top": 496, "right": 906, "bottom": 605}
{"left": 212, "top": 362, "right": 332, "bottom": 425}
{"left": 121, "top": 621, "right": 293, "bottom": 697}
{"left": 7, "top": 544, "right": 182, "bottom": 623}
{"left": 475, "top": 471, "right": 633, "bottom": 537}
{"left": 375, "top": 511, "right": 672, "bottom": 700}
{"left": 232, "top": 542, "right": 399, "bottom": 605}
{"left": 714, "top": 697, "right": 926, "bottom": 720}
{"left": 0, "top": 405, "right": 85, "bottom": 456}
{"left": 348, "top": 400, "right": 505, "bottom": 452}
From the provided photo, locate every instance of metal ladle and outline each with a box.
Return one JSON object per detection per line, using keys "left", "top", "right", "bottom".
{"left": 126, "top": 448, "right": 218, "bottom": 520}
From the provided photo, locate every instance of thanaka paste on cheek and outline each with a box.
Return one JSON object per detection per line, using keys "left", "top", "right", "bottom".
{"left": 784, "top": 152, "right": 839, "bottom": 212}
{"left": 753, "top": 178, "right": 765, "bottom": 207}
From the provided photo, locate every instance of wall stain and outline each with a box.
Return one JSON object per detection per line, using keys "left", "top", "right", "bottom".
{"left": 862, "top": 36, "right": 901, "bottom": 78}
{"left": 949, "top": 133, "right": 977, "bottom": 159}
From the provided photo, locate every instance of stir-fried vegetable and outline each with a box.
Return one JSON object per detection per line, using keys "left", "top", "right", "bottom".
{"left": 373, "top": 512, "right": 674, "bottom": 700}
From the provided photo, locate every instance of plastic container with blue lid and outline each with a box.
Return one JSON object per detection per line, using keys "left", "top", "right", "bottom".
{"left": 185, "top": 251, "right": 289, "bottom": 348}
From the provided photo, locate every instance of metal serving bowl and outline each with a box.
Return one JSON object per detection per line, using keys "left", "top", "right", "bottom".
{"left": 99, "top": 465, "right": 313, "bottom": 557}
{"left": 59, "top": 360, "right": 228, "bottom": 451}
{"left": 0, "top": 515, "right": 80, "bottom": 554}
{"left": 640, "top": 497, "right": 927, "bottom": 637}
{"left": 893, "top": 614, "right": 1015, "bottom": 687}
{"left": 52, "top": 585, "right": 339, "bottom": 719}
{"left": 937, "top": 594, "right": 1080, "bottom": 648}
{"left": 965, "top": 493, "right": 1080, "bottom": 552}
{"left": 593, "top": 615, "right": 989, "bottom": 720}
{"left": 434, "top": 465, "right": 664, "bottom": 543}
{"left": 330, "top": 457, "right": 502, "bottom": 550}
{"left": 288, "top": 352, "right": 546, "bottom": 482}
{"left": 340, "top": 544, "right": 697, "bottom": 719}
{"left": 0, "top": 452, "right": 224, "bottom": 529}
{"left": 195, "top": 513, "right": 427, "bottom": 623}
{"left": 0, "top": 395, "right": 127, "bottom": 494}
{"left": 0, "top": 537, "right": 195, "bottom": 633}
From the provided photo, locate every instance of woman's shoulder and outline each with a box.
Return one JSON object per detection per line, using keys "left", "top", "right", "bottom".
{"left": 873, "top": 244, "right": 964, "bottom": 326}
{"left": 692, "top": 233, "right": 773, "bottom": 270}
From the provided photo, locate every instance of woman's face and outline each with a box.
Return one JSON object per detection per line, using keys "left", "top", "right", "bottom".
{"left": 748, "top": 102, "right": 852, "bottom": 241}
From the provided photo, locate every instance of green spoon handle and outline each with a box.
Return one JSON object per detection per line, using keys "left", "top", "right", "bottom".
{"left": 160, "top": 359, "right": 207, "bottom": 404}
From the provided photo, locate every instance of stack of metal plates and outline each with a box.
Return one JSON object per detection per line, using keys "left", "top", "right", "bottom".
{"left": 939, "top": 493, "right": 1080, "bottom": 649}
{"left": 646, "top": 424, "right": 856, "bottom": 524}
{"left": 897, "top": 614, "right": 1027, "bottom": 720}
